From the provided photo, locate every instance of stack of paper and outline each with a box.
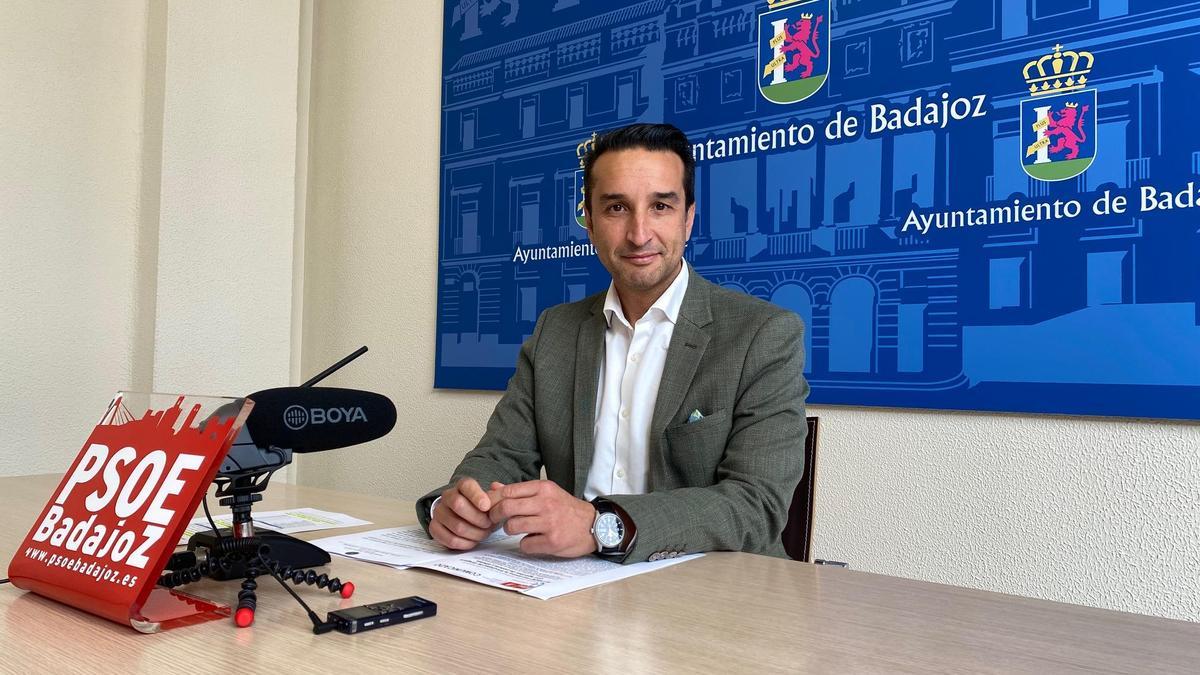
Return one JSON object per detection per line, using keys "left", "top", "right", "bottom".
{"left": 311, "top": 526, "right": 700, "bottom": 600}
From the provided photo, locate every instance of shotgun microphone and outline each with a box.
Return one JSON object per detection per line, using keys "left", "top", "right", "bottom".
{"left": 243, "top": 386, "right": 397, "bottom": 454}
{"left": 211, "top": 346, "right": 397, "bottom": 478}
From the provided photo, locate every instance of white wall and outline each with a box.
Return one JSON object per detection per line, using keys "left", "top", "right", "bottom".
{"left": 152, "top": 0, "right": 302, "bottom": 395}
{"left": 814, "top": 408, "right": 1199, "bottom": 621}
{"left": 297, "top": 1, "right": 499, "bottom": 499}
{"left": 0, "top": 2, "right": 150, "bottom": 476}
{"left": 296, "top": 1, "right": 1200, "bottom": 623}
{"left": 0, "top": 0, "right": 304, "bottom": 474}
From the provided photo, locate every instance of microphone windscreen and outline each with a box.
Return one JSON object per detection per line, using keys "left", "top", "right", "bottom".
{"left": 244, "top": 387, "right": 397, "bottom": 453}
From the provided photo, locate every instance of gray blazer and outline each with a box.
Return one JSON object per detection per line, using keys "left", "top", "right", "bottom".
{"left": 417, "top": 267, "right": 809, "bottom": 562}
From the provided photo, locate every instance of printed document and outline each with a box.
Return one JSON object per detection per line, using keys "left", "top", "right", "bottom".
{"left": 311, "top": 525, "right": 700, "bottom": 600}
{"left": 178, "top": 508, "right": 372, "bottom": 545}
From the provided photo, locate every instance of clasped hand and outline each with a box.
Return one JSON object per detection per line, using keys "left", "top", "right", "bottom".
{"left": 429, "top": 478, "right": 596, "bottom": 557}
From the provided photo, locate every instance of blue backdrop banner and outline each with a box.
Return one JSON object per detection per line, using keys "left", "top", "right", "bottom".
{"left": 435, "top": 0, "right": 1200, "bottom": 420}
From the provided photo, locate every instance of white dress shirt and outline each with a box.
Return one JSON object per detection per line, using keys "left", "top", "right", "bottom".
{"left": 584, "top": 263, "right": 689, "bottom": 501}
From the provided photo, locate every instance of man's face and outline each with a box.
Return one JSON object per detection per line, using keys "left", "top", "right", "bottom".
{"left": 585, "top": 148, "right": 695, "bottom": 307}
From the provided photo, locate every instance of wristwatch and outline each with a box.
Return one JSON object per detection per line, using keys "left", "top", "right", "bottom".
{"left": 590, "top": 498, "right": 633, "bottom": 555}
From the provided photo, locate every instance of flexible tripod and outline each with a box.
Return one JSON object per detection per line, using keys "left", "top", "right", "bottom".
{"left": 158, "top": 473, "right": 354, "bottom": 627}
{"left": 159, "top": 533, "right": 354, "bottom": 627}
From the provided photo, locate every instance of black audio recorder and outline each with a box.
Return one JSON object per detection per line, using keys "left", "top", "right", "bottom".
{"left": 326, "top": 596, "right": 437, "bottom": 634}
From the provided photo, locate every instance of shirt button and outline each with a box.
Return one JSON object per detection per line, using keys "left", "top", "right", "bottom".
{"left": 620, "top": 408, "right": 629, "bottom": 419}
{"left": 630, "top": 352, "right": 640, "bottom": 363}
{"left": 616, "top": 468, "right": 626, "bottom": 479}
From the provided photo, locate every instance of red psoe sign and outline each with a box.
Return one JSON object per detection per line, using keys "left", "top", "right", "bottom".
{"left": 7, "top": 392, "right": 252, "bottom": 632}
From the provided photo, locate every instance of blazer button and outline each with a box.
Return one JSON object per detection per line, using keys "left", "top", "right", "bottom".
{"left": 649, "top": 552, "right": 661, "bottom": 562}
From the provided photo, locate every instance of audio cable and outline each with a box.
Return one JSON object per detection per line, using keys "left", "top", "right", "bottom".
{"left": 257, "top": 554, "right": 339, "bottom": 634}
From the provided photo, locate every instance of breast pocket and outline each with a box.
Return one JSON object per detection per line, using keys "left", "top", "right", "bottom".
{"left": 661, "top": 408, "right": 730, "bottom": 487}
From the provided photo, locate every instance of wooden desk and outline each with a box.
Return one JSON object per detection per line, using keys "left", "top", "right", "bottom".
{"left": 1, "top": 475, "right": 1197, "bottom": 673}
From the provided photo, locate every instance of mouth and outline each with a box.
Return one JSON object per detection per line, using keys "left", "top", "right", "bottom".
{"left": 621, "top": 252, "right": 661, "bottom": 266}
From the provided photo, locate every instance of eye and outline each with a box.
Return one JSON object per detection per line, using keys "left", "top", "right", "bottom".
{"left": 606, "top": 203, "right": 627, "bottom": 213}
{"left": 653, "top": 202, "right": 672, "bottom": 211}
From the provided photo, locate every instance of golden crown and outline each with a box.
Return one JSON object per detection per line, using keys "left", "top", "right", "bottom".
{"left": 1023, "top": 44, "right": 1093, "bottom": 96}
{"left": 801, "top": 12, "right": 814, "bottom": 19}
{"left": 767, "top": 0, "right": 809, "bottom": 9}
{"left": 576, "top": 132, "right": 597, "bottom": 169}
{"left": 1065, "top": 102, "right": 1079, "bottom": 109}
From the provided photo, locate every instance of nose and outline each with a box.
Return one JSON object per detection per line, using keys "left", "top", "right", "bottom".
{"left": 625, "top": 210, "right": 652, "bottom": 248}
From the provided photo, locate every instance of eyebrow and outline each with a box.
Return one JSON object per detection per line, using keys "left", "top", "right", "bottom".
{"left": 596, "top": 191, "right": 681, "bottom": 203}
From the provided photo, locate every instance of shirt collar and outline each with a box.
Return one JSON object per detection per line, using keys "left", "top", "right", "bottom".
{"left": 603, "top": 262, "right": 689, "bottom": 330}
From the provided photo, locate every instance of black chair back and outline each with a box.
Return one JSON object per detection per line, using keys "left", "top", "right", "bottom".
{"left": 781, "top": 416, "right": 819, "bottom": 561}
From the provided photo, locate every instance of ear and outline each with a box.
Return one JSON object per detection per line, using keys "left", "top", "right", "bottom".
{"left": 684, "top": 202, "right": 696, "bottom": 241}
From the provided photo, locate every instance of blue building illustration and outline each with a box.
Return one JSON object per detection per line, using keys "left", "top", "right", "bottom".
{"left": 436, "top": 0, "right": 1200, "bottom": 420}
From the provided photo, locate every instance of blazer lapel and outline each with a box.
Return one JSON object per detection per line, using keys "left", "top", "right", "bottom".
{"left": 572, "top": 296, "right": 607, "bottom": 497}
{"left": 649, "top": 268, "right": 714, "bottom": 474}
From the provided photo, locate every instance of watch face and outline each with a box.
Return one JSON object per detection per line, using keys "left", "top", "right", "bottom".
{"left": 595, "top": 512, "right": 624, "bottom": 548}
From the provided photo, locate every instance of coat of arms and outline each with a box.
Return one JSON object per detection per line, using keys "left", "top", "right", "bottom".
{"left": 758, "top": 0, "right": 829, "bottom": 105}
{"left": 574, "top": 132, "right": 596, "bottom": 228}
{"left": 1020, "top": 45, "right": 1097, "bottom": 181}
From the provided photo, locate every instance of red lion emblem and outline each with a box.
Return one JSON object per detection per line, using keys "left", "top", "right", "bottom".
{"left": 1046, "top": 104, "right": 1090, "bottom": 160}
{"left": 782, "top": 15, "right": 824, "bottom": 79}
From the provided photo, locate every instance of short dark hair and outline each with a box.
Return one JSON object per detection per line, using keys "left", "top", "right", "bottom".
{"left": 583, "top": 123, "right": 695, "bottom": 214}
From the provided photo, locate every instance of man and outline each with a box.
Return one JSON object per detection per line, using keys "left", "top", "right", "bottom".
{"left": 417, "top": 123, "right": 808, "bottom": 562}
